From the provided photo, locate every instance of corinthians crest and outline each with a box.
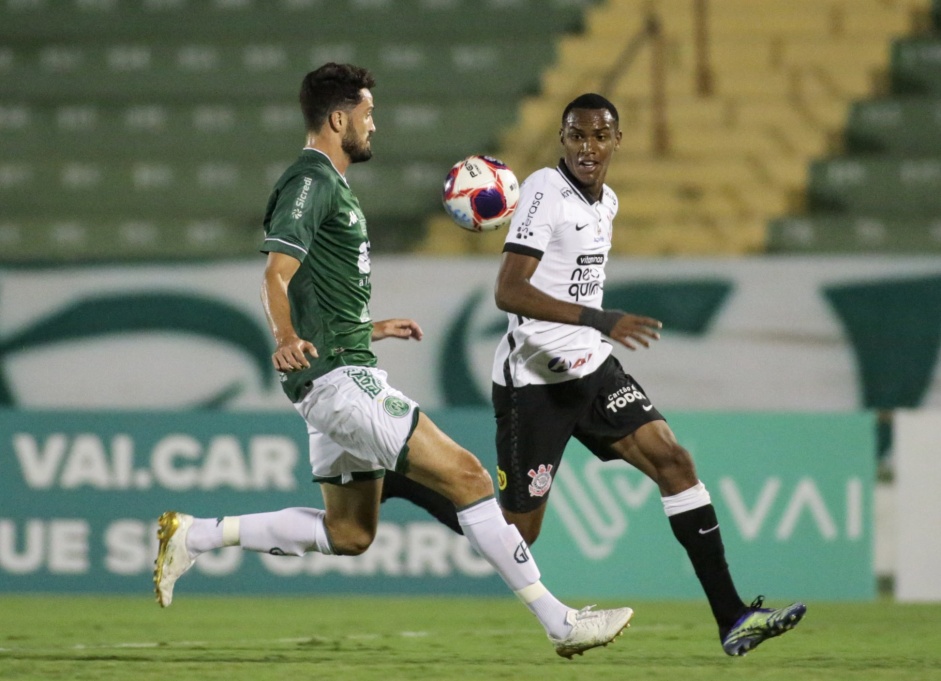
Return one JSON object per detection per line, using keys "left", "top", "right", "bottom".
{"left": 527, "top": 463, "right": 554, "bottom": 497}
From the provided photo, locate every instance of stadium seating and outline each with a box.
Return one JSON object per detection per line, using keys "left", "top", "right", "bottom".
{"left": 0, "top": 0, "right": 593, "bottom": 262}
{"left": 889, "top": 37, "right": 941, "bottom": 95}
{"left": 769, "top": 214, "right": 941, "bottom": 253}
{"left": 419, "top": 0, "right": 929, "bottom": 256}
{"left": 7, "top": 0, "right": 936, "bottom": 259}
{"left": 845, "top": 98, "right": 941, "bottom": 156}
{"left": 768, "top": 2, "right": 941, "bottom": 253}
{"left": 807, "top": 158, "right": 941, "bottom": 215}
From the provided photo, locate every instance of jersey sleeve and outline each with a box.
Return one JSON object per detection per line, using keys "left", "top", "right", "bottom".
{"left": 262, "top": 172, "right": 335, "bottom": 261}
{"left": 503, "top": 169, "right": 556, "bottom": 260}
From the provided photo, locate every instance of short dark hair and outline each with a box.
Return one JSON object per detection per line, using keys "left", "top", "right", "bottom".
{"left": 561, "top": 93, "right": 619, "bottom": 127}
{"left": 299, "top": 62, "right": 376, "bottom": 132}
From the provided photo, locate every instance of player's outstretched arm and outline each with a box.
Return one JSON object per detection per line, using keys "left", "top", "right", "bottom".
{"left": 495, "top": 251, "right": 661, "bottom": 350}
{"left": 495, "top": 251, "right": 586, "bottom": 324}
{"left": 583, "top": 308, "right": 662, "bottom": 350}
{"left": 372, "top": 318, "right": 423, "bottom": 342}
{"left": 262, "top": 251, "right": 318, "bottom": 371}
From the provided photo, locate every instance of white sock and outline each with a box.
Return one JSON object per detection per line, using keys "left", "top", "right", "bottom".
{"left": 188, "top": 508, "right": 334, "bottom": 557}
{"left": 185, "top": 517, "right": 227, "bottom": 555}
{"left": 661, "top": 481, "right": 712, "bottom": 517}
{"left": 457, "top": 497, "right": 572, "bottom": 639}
{"left": 528, "top": 592, "right": 574, "bottom": 639}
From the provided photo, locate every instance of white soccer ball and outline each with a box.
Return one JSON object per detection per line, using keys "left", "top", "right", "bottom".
{"left": 441, "top": 155, "right": 520, "bottom": 232}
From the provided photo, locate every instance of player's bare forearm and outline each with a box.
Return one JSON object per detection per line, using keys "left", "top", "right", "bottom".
{"left": 372, "top": 318, "right": 423, "bottom": 342}
{"left": 495, "top": 251, "right": 585, "bottom": 325}
{"left": 494, "top": 252, "right": 660, "bottom": 349}
{"left": 497, "top": 278, "right": 660, "bottom": 349}
{"left": 262, "top": 252, "right": 318, "bottom": 370}
{"left": 495, "top": 277, "right": 585, "bottom": 326}
{"left": 261, "top": 255, "right": 299, "bottom": 343}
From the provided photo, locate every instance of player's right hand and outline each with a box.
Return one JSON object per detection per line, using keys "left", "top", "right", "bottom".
{"left": 608, "top": 313, "right": 662, "bottom": 350}
{"left": 272, "top": 336, "right": 318, "bottom": 372}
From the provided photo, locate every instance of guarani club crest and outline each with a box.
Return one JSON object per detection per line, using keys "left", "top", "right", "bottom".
{"left": 527, "top": 463, "right": 553, "bottom": 497}
{"left": 382, "top": 395, "right": 411, "bottom": 417}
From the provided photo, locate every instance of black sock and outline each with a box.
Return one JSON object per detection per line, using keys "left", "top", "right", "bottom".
{"left": 380, "top": 470, "right": 463, "bottom": 535}
{"left": 668, "top": 504, "right": 746, "bottom": 634}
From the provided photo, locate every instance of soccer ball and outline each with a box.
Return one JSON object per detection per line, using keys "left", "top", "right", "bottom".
{"left": 441, "top": 155, "right": 520, "bottom": 232}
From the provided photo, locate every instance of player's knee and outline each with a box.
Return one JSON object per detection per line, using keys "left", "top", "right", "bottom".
{"left": 665, "top": 442, "right": 694, "bottom": 470}
{"left": 452, "top": 451, "right": 494, "bottom": 501}
{"left": 325, "top": 522, "right": 376, "bottom": 556}
{"left": 462, "top": 457, "right": 494, "bottom": 498}
{"left": 654, "top": 442, "right": 698, "bottom": 488}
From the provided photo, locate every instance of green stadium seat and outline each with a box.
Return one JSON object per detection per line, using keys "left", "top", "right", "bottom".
{"left": 845, "top": 98, "right": 941, "bottom": 155}
{"left": 0, "top": 158, "right": 447, "bottom": 218}
{"left": 890, "top": 38, "right": 941, "bottom": 95}
{"left": 0, "top": 0, "right": 589, "bottom": 42}
{"left": 0, "top": 102, "right": 512, "bottom": 162}
{"left": 0, "top": 216, "right": 264, "bottom": 263}
{"left": 0, "top": 156, "right": 455, "bottom": 254}
{"left": 768, "top": 215, "right": 941, "bottom": 253}
{"left": 807, "top": 157, "right": 941, "bottom": 215}
{"left": 0, "top": 41, "right": 556, "bottom": 101}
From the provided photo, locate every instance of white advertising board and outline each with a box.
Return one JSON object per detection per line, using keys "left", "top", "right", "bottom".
{"left": 0, "top": 256, "right": 938, "bottom": 412}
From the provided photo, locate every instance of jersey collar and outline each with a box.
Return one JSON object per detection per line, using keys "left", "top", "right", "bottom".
{"left": 302, "top": 147, "right": 350, "bottom": 188}
{"left": 555, "top": 158, "right": 598, "bottom": 206}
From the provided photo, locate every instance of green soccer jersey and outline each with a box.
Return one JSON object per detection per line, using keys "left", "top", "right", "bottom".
{"left": 261, "top": 148, "right": 375, "bottom": 402}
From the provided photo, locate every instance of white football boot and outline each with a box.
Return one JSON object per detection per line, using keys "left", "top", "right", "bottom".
{"left": 153, "top": 511, "right": 196, "bottom": 607}
{"left": 549, "top": 605, "right": 634, "bottom": 659}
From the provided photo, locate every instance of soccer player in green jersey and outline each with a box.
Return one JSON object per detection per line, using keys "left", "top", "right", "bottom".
{"left": 154, "top": 63, "right": 633, "bottom": 659}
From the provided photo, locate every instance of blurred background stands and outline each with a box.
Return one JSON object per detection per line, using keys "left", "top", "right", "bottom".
{"left": 0, "top": 0, "right": 594, "bottom": 262}
{"left": 430, "top": 0, "right": 935, "bottom": 256}
{"left": 771, "top": 12, "right": 941, "bottom": 253}
{"left": 3, "top": 0, "right": 940, "bottom": 262}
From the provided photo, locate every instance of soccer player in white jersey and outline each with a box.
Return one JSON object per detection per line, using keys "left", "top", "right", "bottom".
{"left": 384, "top": 93, "right": 806, "bottom": 656}
{"left": 153, "top": 65, "right": 633, "bottom": 659}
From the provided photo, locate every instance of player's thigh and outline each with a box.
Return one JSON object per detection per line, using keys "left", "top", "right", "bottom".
{"left": 610, "top": 420, "right": 699, "bottom": 492}
{"left": 574, "top": 358, "right": 668, "bottom": 467}
{"left": 574, "top": 359, "right": 664, "bottom": 453}
{"left": 403, "top": 412, "right": 493, "bottom": 507}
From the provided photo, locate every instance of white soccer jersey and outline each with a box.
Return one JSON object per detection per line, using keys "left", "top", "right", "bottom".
{"left": 492, "top": 160, "right": 617, "bottom": 387}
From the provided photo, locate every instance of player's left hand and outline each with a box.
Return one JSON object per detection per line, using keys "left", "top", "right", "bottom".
{"left": 608, "top": 312, "right": 662, "bottom": 350}
{"left": 372, "top": 318, "right": 423, "bottom": 342}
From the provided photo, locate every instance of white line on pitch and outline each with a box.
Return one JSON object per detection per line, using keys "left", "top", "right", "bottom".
{"left": 0, "top": 633, "right": 433, "bottom": 653}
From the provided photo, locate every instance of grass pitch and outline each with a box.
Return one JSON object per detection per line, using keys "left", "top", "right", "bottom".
{"left": 2, "top": 596, "right": 940, "bottom": 681}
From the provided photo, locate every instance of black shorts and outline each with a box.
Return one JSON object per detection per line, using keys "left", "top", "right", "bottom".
{"left": 492, "top": 354, "right": 665, "bottom": 513}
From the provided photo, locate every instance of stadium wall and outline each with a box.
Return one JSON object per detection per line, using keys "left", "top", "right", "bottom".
{"left": 0, "top": 256, "right": 939, "bottom": 412}
{"left": 892, "top": 411, "right": 941, "bottom": 602}
{"left": 1, "top": 408, "right": 873, "bottom": 600}
{"left": 3, "top": 255, "right": 937, "bottom": 599}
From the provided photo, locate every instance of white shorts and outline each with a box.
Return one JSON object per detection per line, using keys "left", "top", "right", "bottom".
{"left": 293, "top": 365, "right": 420, "bottom": 485}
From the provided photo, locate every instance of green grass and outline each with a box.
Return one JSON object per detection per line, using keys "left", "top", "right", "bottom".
{"left": 2, "top": 596, "right": 940, "bottom": 680}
